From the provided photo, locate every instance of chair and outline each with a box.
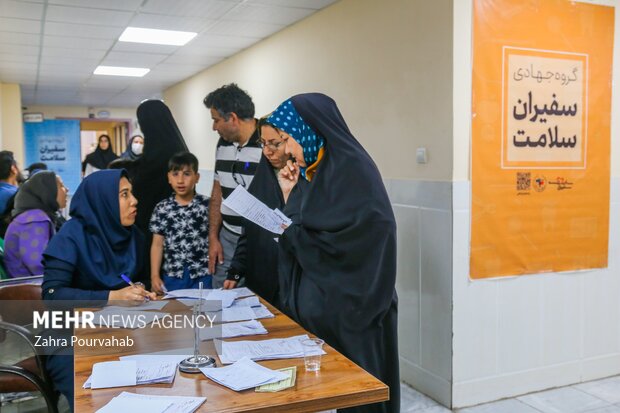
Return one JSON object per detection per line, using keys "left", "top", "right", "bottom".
{"left": 0, "top": 283, "right": 59, "bottom": 413}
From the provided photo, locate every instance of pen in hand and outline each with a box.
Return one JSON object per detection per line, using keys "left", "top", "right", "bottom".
{"left": 120, "top": 273, "right": 151, "bottom": 301}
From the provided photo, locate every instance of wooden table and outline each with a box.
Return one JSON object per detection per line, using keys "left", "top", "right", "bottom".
{"left": 73, "top": 299, "right": 388, "bottom": 412}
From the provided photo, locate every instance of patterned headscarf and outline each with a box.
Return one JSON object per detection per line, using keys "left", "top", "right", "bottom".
{"left": 266, "top": 100, "right": 325, "bottom": 178}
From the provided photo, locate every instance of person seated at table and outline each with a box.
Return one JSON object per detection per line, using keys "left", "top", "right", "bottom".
{"left": 42, "top": 169, "right": 156, "bottom": 411}
{"left": 267, "top": 94, "right": 400, "bottom": 413}
{"left": 149, "top": 152, "right": 211, "bottom": 293}
{"left": 4, "top": 171, "right": 67, "bottom": 277}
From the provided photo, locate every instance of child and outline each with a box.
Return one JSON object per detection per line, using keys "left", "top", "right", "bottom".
{"left": 149, "top": 152, "right": 210, "bottom": 292}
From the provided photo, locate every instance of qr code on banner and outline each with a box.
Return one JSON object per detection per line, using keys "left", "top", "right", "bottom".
{"left": 517, "top": 172, "right": 531, "bottom": 191}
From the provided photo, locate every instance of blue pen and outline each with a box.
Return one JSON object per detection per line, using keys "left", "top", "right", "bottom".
{"left": 120, "top": 273, "right": 150, "bottom": 301}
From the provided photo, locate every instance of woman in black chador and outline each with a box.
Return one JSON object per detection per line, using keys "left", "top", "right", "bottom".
{"left": 264, "top": 93, "right": 400, "bottom": 413}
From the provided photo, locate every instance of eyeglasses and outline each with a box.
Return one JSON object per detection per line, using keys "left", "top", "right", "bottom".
{"left": 231, "top": 162, "right": 247, "bottom": 188}
{"left": 259, "top": 132, "right": 288, "bottom": 151}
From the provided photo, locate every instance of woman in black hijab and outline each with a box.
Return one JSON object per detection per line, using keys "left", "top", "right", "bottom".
{"left": 81, "top": 134, "right": 118, "bottom": 176}
{"left": 132, "top": 100, "right": 188, "bottom": 284}
{"left": 265, "top": 94, "right": 399, "bottom": 413}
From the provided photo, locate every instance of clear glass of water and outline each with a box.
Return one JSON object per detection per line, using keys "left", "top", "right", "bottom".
{"left": 301, "top": 338, "right": 324, "bottom": 372}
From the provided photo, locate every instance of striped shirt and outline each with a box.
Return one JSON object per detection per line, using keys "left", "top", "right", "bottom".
{"left": 214, "top": 128, "right": 262, "bottom": 234}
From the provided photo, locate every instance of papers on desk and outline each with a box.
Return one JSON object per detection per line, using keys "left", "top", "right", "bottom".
{"left": 104, "top": 300, "right": 170, "bottom": 312}
{"left": 215, "top": 334, "right": 326, "bottom": 364}
{"left": 200, "top": 319, "right": 268, "bottom": 341}
{"left": 91, "top": 309, "right": 168, "bottom": 329}
{"left": 200, "top": 357, "right": 287, "bottom": 391}
{"left": 222, "top": 185, "right": 292, "bottom": 234}
{"left": 164, "top": 288, "right": 237, "bottom": 308}
{"left": 209, "top": 304, "right": 274, "bottom": 324}
{"left": 96, "top": 392, "right": 206, "bottom": 413}
{"left": 231, "top": 296, "right": 260, "bottom": 308}
{"left": 255, "top": 366, "right": 297, "bottom": 392}
{"left": 84, "top": 360, "right": 177, "bottom": 389}
{"left": 231, "top": 287, "right": 255, "bottom": 298}
{"left": 120, "top": 354, "right": 190, "bottom": 365}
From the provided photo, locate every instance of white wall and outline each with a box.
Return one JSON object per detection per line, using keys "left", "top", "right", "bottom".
{"left": 451, "top": 0, "right": 620, "bottom": 408}
{"left": 164, "top": 0, "right": 455, "bottom": 407}
{"left": 1, "top": 83, "right": 24, "bottom": 164}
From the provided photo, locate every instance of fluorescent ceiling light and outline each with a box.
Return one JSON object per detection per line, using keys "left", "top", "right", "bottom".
{"left": 119, "top": 27, "right": 197, "bottom": 46}
{"left": 94, "top": 66, "right": 150, "bottom": 77}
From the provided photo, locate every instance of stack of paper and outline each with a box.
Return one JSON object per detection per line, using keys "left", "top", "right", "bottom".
{"left": 200, "top": 357, "right": 287, "bottom": 391}
{"left": 91, "top": 309, "right": 168, "bottom": 329}
{"left": 231, "top": 287, "right": 255, "bottom": 298}
{"left": 200, "top": 319, "right": 268, "bottom": 341}
{"left": 231, "top": 296, "right": 260, "bottom": 308}
{"left": 84, "top": 360, "right": 177, "bottom": 389}
{"left": 207, "top": 304, "right": 274, "bottom": 324}
{"left": 96, "top": 392, "right": 206, "bottom": 413}
{"left": 104, "top": 301, "right": 169, "bottom": 312}
{"left": 165, "top": 289, "right": 237, "bottom": 308}
{"left": 215, "top": 334, "right": 326, "bottom": 364}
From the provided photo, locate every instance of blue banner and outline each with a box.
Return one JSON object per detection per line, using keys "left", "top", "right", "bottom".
{"left": 24, "top": 120, "right": 81, "bottom": 194}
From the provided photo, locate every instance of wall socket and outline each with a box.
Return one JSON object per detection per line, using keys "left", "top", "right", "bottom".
{"left": 416, "top": 147, "right": 427, "bottom": 164}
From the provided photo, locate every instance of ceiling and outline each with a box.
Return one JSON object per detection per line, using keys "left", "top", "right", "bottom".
{"left": 0, "top": 0, "right": 337, "bottom": 108}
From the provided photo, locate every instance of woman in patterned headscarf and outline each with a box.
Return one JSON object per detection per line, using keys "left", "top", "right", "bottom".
{"left": 263, "top": 94, "right": 400, "bottom": 413}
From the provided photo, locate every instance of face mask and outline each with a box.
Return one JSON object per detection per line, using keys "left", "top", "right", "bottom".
{"left": 131, "top": 142, "right": 144, "bottom": 155}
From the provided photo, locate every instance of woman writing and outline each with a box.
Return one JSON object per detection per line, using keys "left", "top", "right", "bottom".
{"left": 42, "top": 169, "right": 155, "bottom": 409}
{"left": 4, "top": 171, "right": 67, "bottom": 277}
{"left": 265, "top": 94, "right": 400, "bottom": 413}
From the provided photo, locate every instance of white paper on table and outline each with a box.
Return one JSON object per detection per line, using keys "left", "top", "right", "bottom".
{"left": 231, "top": 287, "right": 255, "bottom": 298}
{"left": 95, "top": 396, "right": 169, "bottom": 413}
{"left": 104, "top": 300, "right": 170, "bottom": 312}
{"left": 91, "top": 309, "right": 167, "bottom": 329}
{"left": 135, "top": 361, "right": 177, "bottom": 384}
{"left": 200, "top": 319, "right": 267, "bottom": 341}
{"left": 252, "top": 305, "right": 274, "bottom": 319}
{"left": 107, "top": 392, "right": 206, "bottom": 413}
{"left": 165, "top": 289, "right": 237, "bottom": 308}
{"left": 119, "top": 354, "right": 190, "bottom": 365}
{"left": 215, "top": 334, "right": 326, "bottom": 364}
{"left": 231, "top": 296, "right": 260, "bottom": 308}
{"left": 222, "top": 186, "right": 292, "bottom": 234}
{"left": 89, "top": 361, "right": 137, "bottom": 389}
{"left": 200, "top": 357, "right": 287, "bottom": 391}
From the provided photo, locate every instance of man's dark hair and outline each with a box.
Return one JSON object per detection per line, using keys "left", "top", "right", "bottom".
{"left": 168, "top": 152, "right": 199, "bottom": 173}
{"left": 0, "top": 151, "right": 16, "bottom": 180}
{"left": 203, "top": 83, "right": 255, "bottom": 120}
{"left": 26, "top": 162, "right": 47, "bottom": 175}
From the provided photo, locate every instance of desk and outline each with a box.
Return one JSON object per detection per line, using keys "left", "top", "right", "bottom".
{"left": 74, "top": 299, "right": 389, "bottom": 412}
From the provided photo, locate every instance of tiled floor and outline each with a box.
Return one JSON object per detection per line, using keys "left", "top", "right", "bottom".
{"left": 401, "top": 375, "right": 620, "bottom": 413}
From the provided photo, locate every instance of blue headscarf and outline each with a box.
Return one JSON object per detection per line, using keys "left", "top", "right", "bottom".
{"left": 266, "top": 99, "right": 325, "bottom": 179}
{"left": 44, "top": 169, "right": 144, "bottom": 290}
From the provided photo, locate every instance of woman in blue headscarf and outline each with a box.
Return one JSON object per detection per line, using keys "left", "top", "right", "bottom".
{"left": 264, "top": 94, "right": 400, "bottom": 413}
{"left": 42, "top": 169, "right": 155, "bottom": 410}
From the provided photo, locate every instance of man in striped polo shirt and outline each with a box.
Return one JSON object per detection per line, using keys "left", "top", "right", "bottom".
{"left": 203, "top": 84, "right": 262, "bottom": 288}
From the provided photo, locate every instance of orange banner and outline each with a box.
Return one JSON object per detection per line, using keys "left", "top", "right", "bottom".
{"left": 470, "top": 0, "right": 614, "bottom": 279}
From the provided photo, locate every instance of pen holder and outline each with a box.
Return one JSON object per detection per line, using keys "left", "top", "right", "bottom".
{"left": 179, "top": 285, "right": 217, "bottom": 373}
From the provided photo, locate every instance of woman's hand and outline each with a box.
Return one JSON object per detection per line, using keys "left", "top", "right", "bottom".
{"left": 151, "top": 275, "right": 165, "bottom": 295}
{"left": 278, "top": 160, "right": 300, "bottom": 203}
{"left": 109, "top": 285, "right": 157, "bottom": 304}
{"left": 223, "top": 280, "right": 238, "bottom": 289}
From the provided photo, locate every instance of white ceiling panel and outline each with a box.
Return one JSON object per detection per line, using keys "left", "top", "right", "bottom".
{"left": 0, "top": 16, "right": 41, "bottom": 33}
{"left": 48, "top": 0, "right": 143, "bottom": 12}
{"left": 110, "top": 41, "right": 180, "bottom": 55}
{"left": 0, "top": 43, "right": 39, "bottom": 55}
{"left": 250, "top": 0, "right": 337, "bottom": 9}
{"left": 0, "top": 32, "right": 40, "bottom": 46}
{"left": 44, "top": 21, "right": 123, "bottom": 39}
{"left": 43, "top": 35, "right": 114, "bottom": 50}
{"left": 0, "top": 0, "right": 44, "bottom": 19}
{"left": 45, "top": 5, "right": 134, "bottom": 27}
{"left": 0, "top": 53, "right": 38, "bottom": 64}
{"left": 42, "top": 47, "right": 106, "bottom": 60}
{"left": 206, "top": 20, "right": 284, "bottom": 38}
{"left": 5, "top": 0, "right": 337, "bottom": 106}
{"left": 225, "top": 3, "right": 314, "bottom": 25}
{"left": 102, "top": 51, "right": 168, "bottom": 67}
{"left": 128, "top": 13, "right": 214, "bottom": 33}
{"left": 139, "top": 0, "right": 240, "bottom": 19}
